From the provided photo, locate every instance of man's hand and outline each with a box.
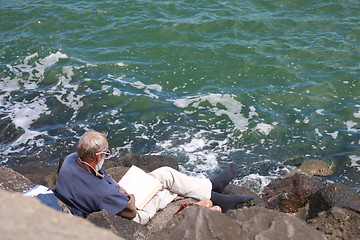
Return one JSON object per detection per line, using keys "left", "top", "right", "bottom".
{"left": 117, "top": 193, "right": 137, "bottom": 219}
{"left": 119, "top": 187, "right": 128, "bottom": 194}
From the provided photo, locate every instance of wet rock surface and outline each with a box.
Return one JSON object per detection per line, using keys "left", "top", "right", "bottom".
{"left": 104, "top": 153, "right": 179, "bottom": 172}
{"left": 299, "top": 160, "right": 334, "bottom": 176}
{"left": 262, "top": 173, "right": 324, "bottom": 213}
{"left": 308, "top": 182, "right": 360, "bottom": 219}
{"left": 307, "top": 207, "right": 360, "bottom": 240}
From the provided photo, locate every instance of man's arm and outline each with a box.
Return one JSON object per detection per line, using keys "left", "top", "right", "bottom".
{"left": 117, "top": 193, "right": 137, "bottom": 219}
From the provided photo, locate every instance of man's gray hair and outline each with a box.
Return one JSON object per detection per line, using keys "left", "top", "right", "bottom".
{"left": 77, "top": 130, "right": 108, "bottom": 161}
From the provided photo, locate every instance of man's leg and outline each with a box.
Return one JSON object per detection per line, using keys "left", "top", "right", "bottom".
{"left": 210, "top": 191, "right": 254, "bottom": 213}
{"left": 150, "top": 166, "right": 212, "bottom": 200}
{"left": 133, "top": 189, "right": 177, "bottom": 225}
{"left": 210, "top": 163, "right": 239, "bottom": 193}
{"left": 148, "top": 166, "right": 254, "bottom": 215}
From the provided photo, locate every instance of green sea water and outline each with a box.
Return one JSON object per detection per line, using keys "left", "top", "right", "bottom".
{"left": 1, "top": 0, "right": 359, "bottom": 191}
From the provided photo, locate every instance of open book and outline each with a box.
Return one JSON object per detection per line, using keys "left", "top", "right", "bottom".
{"left": 118, "top": 165, "right": 163, "bottom": 209}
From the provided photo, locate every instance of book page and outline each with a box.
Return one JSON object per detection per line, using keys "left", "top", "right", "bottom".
{"left": 118, "top": 165, "right": 163, "bottom": 209}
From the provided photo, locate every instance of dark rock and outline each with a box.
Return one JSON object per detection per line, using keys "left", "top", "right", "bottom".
{"left": 106, "top": 166, "right": 130, "bottom": 183}
{"left": 104, "top": 153, "right": 179, "bottom": 172}
{"left": 0, "top": 120, "right": 25, "bottom": 144}
{"left": 307, "top": 207, "right": 360, "bottom": 240}
{"left": 223, "top": 183, "right": 267, "bottom": 208}
{"left": 0, "top": 189, "right": 124, "bottom": 240}
{"left": 146, "top": 198, "right": 198, "bottom": 235}
{"left": 227, "top": 206, "right": 327, "bottom": 240}
{"left": 262, "top": 173, "right": 323, "bottom": 213}
{"left": 150, "top": 206, "right": 326, "bottom": 240}
{"left": 149, "top": 206, "right": 241, "bottom": 240}
{"left": 299, "top": 160, "right": 333, "bottom": 176}
{"left": 87, "top": 210, "right": 147, "bottom": 240}
{"left": 308, "top": 183, "right": 360, "bottom": 219}
{"left": 12, "top": 162, "right": 58, "bottom": 189}
{"left": 0, "top": 166, "right": 34, "bottom": 192}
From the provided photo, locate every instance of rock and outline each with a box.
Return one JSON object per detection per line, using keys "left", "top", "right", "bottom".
{"left": 307, "top": 207, "right": 360, "bottom": 240}
{"left": 104, "top": 153, "right": 179, "bottom": 172}
{"left": 149, "top": 206, "right": 241, "bottom": 240}
{"left": 0, "top": 189, "right": 124, "bottom": 240}
{"left": 106, "top": 166, "right": 130, "bottom": 183}
{"left": 299, "top": 160, "right": 333, "bottom": 176}
{"left": 288, "top": 203, "right": 310, "bottom": 220}
{"left": 308, "top": 183, "right": 360, "bottom": 219}
{"left": 227, "top": 206, "right": 327, "bottom": 240}
{"left": 262, "top": 173, "right": 324, "bottom": 213}
{"left": 87, "top": 210, "right": 147, "bottom": 240}
{"left": 0, "top": 120, "right": 25, "bottom": 144}
{"left": 150, "top": 206, "right": 326, "bottom": 240}
{"left": 223, "top": 184, "right": 267, "bottom": 208}
{"left": 0, "top": 166, "right": 34, "bottom": 192}
{"left": 146, "top": 198, "right": 197, "bottom": 235}
{"left": 12, "top": 161, "right": 58, "bottom": 189}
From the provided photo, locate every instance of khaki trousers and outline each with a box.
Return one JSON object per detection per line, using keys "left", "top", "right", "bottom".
{"left": 132, "top": 166, "right": 212, "bottom": 225}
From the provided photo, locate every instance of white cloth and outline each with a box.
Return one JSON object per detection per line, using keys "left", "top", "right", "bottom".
{"left": 132, "top": 166, "right": 212, "bottom": 225}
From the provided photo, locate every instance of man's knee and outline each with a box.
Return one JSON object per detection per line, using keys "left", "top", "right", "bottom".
{"left": 150, "top": 166, "right": 176, "bottom": 185}
{"left": 151, "top": 166, "right": 173, "bottom": 177}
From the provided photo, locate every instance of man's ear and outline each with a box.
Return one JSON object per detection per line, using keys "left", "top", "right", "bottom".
{"left": 94, "top": 154, "right": 102, "bottom": 163}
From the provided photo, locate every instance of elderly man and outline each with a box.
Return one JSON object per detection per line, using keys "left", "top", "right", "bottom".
{"left": 55, "top": 130, "right": 254, "bottom": 224}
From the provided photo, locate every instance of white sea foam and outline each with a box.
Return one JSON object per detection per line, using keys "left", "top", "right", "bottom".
{"left": 113, "top": 76, "right": 162, "bottom": 99}
{"left": 355, "top": 111, "right": 360, "bottom": 118}
{"left": 154, "top": 129, "right": 223, "bottom": 174}
{"left": 316, "top": 109, "right": 325, "bottom": 115}
{"left": 345, "top": 120, "right": 359, "bottom": 133}
{"left": 315, "top": 128, "right": 323, "bottom": 137}
{"left": 173, "top": 94, "right": 252, "bottom": 130}
{"left": 116, "top": 62, "right": 127, "bottom": 67}
{"left": 249, "top": 106, "right": 258, "bottom": 118}
{"left": 1, "top": 52, "right": 65, "bottom": 146}
{"left": 254, "top": 123, "right": 276, "bottom": 135}
{"left": 55, "top": 66, "right": 77, "bottom": 89}
{"left": 326, "top": 131, "right": 339, "bottom": 139}
{"left": 113, "top": 88, "right": 122, "bottom": 96}
{"left": 234, "top": 173, "right": 277, "bottom": 194}
{"left": 180, "top": 138, "right": 206, "bottom": 152}
{"left": 349, "top": 155, "right": 360, "bottom": 171}
{"left": 354, "top": 105, "right": 360, "bottom": 118}
{"left": 2, "top": 51, "right": 68, "bottom": 92}
{"left": 0, "top": 52, "right": 81, "bottom": 153}
{"left": 5, "top": 96, "right": 50, "bottom": 145}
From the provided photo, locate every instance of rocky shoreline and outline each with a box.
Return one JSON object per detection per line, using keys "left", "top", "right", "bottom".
{"left": 0, "top": 154, "right": 359, "bottom": 240}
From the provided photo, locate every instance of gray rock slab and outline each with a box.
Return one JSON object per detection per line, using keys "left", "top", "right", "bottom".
{"left": 87, "top": 210, "right": 147, "bottom": 240}
{"left": 307, "top": 207, "right": 360, "bottom": 240}
{"left": 0, "top": 189, "right": 124, "bottom": 240}
{"left": 227, "top": 206, "right": 327, "bottom": 240}
{"left": 308, "top": 182, "right": 360, "bottom": 219}
{"left": 0, "top": 166, "right": 34, "bottom": 192}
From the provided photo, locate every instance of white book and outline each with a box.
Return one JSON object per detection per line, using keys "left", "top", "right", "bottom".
{"left": 118, "top": 165, "right": 163, "bottom": 209}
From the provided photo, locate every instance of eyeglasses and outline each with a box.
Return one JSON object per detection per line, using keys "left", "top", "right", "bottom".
{"left": 95, "top": 150, "right": 112, "bottom": 159}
